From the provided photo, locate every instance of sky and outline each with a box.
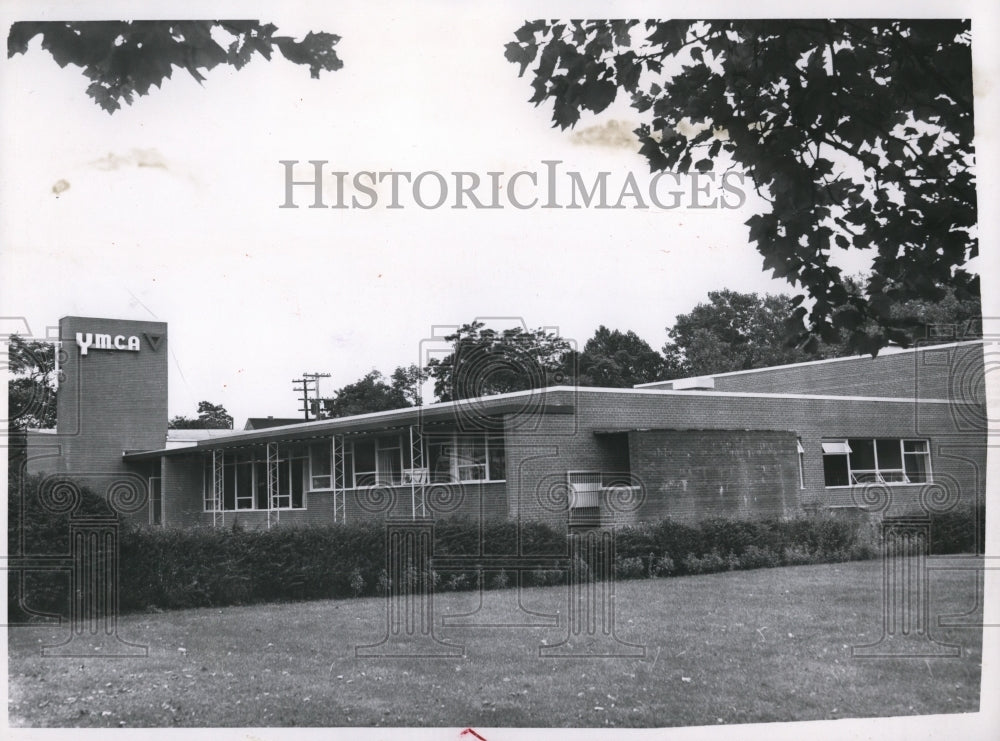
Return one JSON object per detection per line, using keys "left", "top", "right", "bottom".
{"left": 1, "top": 2, "right": 998, "bottom": 431}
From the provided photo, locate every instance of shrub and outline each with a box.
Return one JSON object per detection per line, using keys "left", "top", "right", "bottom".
{"left": 615, "top": 556, "right": 645, "bottom": 580}
{"left": 376, "top": 569, "right": 391, "bottom": 595}
{"left": 738, "top": 545, "right": 781, "bottom": 570}
{"left": 349, "top": 567, "right": 365, "bottom": 597}
{"left": 650, "top": 554, "right": 675, "bottom": 577}
{"left": 681, "top": 550, "right": 727, "bottom": 575}
{"left": 18, "top": 472, "right": 981, "bottom": 616}
{"left": 782, "top": 545, "right": 818, "bottom": 566}
{"left": 7, "top": 475, "right": 117, "bottom": 622}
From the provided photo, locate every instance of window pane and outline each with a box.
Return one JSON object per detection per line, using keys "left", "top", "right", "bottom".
{"left": 488, "top": 436, "right": 506, "bottom": 480}
{"left": 428, "top": 441, "right": 454, "bottom": 483}
{"left": 291, "top": 461, "right": 304, "bottom": 508}
{"left": 848, "top": 439, "right": 875, "bottom": 471}
{"left": 354, "top": 440, "right": 376, "bottom": 473}
{"left": 903, "top": 440, "right": 928, "bottom": 454}
{"left": 876, "top": 439, "right": 902, "bottom": 469}
{"left": 823, "top": 454, "right": 850, "bottom": 487}
{"left": 904, "top": 453, "right": 930, "bottom": 483}
{"left": 343, "top": 450, "right": 354, "bottom": 485}
{"left": 311, "top": 442, "right": 331, "bottom": 476}
{"left": 255, "top": 462, "right": 268, "bottom": 509}
{"left": 377, "top": 446, "right": 402, "bottom": 485}
{"left": 236, "top": 462, "right": 253, "bottom": 509}
{"left": 458, "top": 464, "right": 486, "bottom": 481}
{"left": 223, "top": 464, "right": 236, "bottom": 510}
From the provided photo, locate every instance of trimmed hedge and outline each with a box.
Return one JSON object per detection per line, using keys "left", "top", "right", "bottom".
{"left": 6, "top": 473, "right": 987, "bottom": 618}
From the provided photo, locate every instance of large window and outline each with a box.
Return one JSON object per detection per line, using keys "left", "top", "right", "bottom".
{"left": 821, "top": 438, "right": 931, "bottom": 487}
{"left": 338, "top": 432, "right": 507, "bottom": 487}
{"left": 344, "top": 436, "right": 405, "bottom": 487}
{"left": 425, "top": 433, "right": 505, "bottom": 484}
{"left": 203, "top": 448, "right": 307, "bottom": 511}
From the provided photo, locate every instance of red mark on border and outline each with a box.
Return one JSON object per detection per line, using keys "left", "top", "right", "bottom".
{"left": 460, "top": 729, "right": 487, "bottom": 741}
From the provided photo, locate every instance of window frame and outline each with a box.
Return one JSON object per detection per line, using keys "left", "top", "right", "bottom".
{"left": 821, "top": 438, "right": 932, "bottom": 488}
{"left": 308, "top": 439, "right": 334, "bottom": 491}
{"left": 202, "top": 449, "right": 308, "bottom": 512}
{"left": 346, "top": 431, "right": 506, "bottom": 488}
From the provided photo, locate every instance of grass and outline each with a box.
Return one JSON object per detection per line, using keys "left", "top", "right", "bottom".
{"left": 7, "top": 558, "right": 983, "bottom": 728}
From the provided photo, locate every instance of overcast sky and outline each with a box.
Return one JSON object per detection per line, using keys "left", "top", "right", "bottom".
{"left": 2, "top": 2, "right": 997, "bottom": 428}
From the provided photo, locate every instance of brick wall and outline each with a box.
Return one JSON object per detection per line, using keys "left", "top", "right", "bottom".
{"left": 627, "top": 429, "right": 800, "bottom": 524}
{"left": 648, "top": 342, "right": 984, "bottom": 401}
{"left": 503, "top": 389, "right": 985, "bottom": 524}
{"left": 161, "top": 455, "right": 204, "bottom": 528}
{"left": 50, "top": 316, "right": 168, "bottom": 497}
{"left": 150, "top": 383, "right": 985, "bottom": 530}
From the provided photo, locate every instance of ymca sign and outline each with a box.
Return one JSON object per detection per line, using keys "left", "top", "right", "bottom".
{"left": 76, "top": 332, "right": 141, "bottom": 356}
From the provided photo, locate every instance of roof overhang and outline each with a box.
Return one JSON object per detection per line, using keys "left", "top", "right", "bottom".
{"left": 123, "top": 387, "right": 577, "bottom": 460}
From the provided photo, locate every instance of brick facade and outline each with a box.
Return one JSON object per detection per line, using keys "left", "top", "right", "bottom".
{"left": 26, "top": 316, "right": 168, "bottom": 515}
{"left": 24, "top": 316, "right": 986, "bottom": 532}
{"left": 644, "top": 341, "right": 984, "bottom": 403}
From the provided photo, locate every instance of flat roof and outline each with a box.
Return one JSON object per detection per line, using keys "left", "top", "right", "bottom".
{"left": 122, "top": 385, "right": 971, "bottom": 461}
{"left": 635, "top": 339, "right": 986, "bottom": 389}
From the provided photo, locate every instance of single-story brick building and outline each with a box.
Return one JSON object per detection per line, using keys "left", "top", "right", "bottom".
{"left": 23, "top": 316, "right": 988, "bottom": 529}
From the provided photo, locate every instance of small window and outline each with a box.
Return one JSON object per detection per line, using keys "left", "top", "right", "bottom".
{"left": 353, "top": 440, "right": 377, "bottom": 487}
{"left": 903, "top": 440, "right": 931, "bottom": 483}
{"left": 822, "top": 441, "right": 851, "bottom": 487}
{"left": 309, "top": 440, "right": 332, "bottom": 490}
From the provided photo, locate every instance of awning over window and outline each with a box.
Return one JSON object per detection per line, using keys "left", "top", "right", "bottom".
{"left": 821, "top": 441, "right": 851, "bottom": 455}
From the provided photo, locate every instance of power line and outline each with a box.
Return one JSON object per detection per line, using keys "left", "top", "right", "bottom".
{"left": 292, "top": 372, "right": 331, "bottom": 420}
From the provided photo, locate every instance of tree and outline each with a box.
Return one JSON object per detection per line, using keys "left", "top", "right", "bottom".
{"left": 426, "top": 321, "right": 573, "bottom": 402}
{"left": 7, "top": 20, "right": 343, "bottom": 113}
{"left": 573, "top": 325, "right": 664, "bottom": 387}
{"left": 506, "top": 20, "right": 978, "bottom": 355}
{"left": 316, "top": 370, "right": 412, "bottom": 419}
{"left": 389, "top": 364, "right": 428, "bottom": 407}
{"left": 6, "top": 335, "right": 57, "bottom": 430}
{"left": 824, "top": 274, "right": 981, "bottom": 354}
{"left": 661, "top": 290, "right": 825, "bottom": 378}
{"left": 169, "top": 400, "right": 233, "bottom": 429}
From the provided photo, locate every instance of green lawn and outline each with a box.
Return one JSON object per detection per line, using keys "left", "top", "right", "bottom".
{"left": 7, "top": 558, "right": 984, "bottom": 727}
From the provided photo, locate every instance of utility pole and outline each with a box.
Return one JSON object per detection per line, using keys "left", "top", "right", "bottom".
{"left": 292, "top": 372, "right": 331, "bottom": 420}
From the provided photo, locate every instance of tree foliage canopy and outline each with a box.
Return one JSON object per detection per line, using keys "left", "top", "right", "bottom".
{"left": 7, "top": 20, "right": 343, "bottom": 113}
{"left": 169, "top": 400, "right": 233, "bottom": 429}
{"left": 6, "top": 335, "right": 57, "bottom": 430}
{"left": 506, "top": 19, "right": 978, "bottom": 355}
{"left": 573, "top": 325, "right": 664, "bottom": 387}
{"left": 426, "top": 321, "right": 573, "bottom": 402}
{"left": 661, "top": 290, "right": 824, "bottom": 378}
{"left": 316, "top": 369, "right": 418, "bottom": 419}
